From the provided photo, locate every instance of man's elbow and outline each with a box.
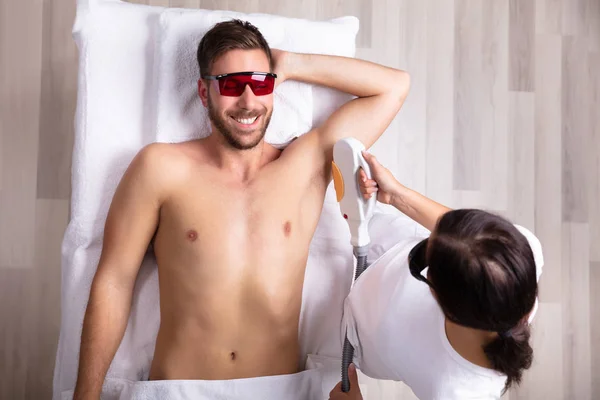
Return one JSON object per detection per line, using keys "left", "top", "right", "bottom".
{"left": 391, "top": 70, "right": 410, "bottom": 103}
{"left": 92, "top": 260, "right": 138, "bottom": 297}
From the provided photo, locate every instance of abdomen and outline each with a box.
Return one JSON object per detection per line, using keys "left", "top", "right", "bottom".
{"left": 150, "top": 230, "right": 307, "bottom": 380}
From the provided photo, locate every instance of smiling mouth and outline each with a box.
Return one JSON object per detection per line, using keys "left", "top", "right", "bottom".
{"left": 234, "top": 116, "right": 257, "bottom": 124}
{"left": 231, "top": 115, "right": 260, "bottom": 128}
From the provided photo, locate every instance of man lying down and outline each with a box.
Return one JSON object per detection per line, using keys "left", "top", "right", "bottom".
{"left": 73, "top": 19, "right": 410, "bottom": 399}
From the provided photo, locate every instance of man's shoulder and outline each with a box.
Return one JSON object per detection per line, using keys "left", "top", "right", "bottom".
{"left": 131, "top": 141, "right": 197, "bottom": 182}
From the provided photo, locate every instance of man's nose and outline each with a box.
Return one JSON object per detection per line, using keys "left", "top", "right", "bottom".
{"left": 236, "top": 84, "right": 257, "bottom": 109}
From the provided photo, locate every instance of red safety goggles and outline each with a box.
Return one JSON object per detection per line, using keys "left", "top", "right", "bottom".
{"left": 203, "top": 72, "right": 277, "bottom": 97}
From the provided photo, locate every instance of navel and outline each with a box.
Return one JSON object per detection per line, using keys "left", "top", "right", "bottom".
{"left": 230, "top": 351, "right": 236, "bottom": 361}
{"left": 283, "top": 221, "right": 292, "bottom": 237}
{"left": 186, "top": 229, "right": 198, "bottom": 241}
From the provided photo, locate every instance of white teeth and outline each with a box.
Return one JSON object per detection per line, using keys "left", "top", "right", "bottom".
{"left": 234, "top": 116, "right": 258, "bottom": 125}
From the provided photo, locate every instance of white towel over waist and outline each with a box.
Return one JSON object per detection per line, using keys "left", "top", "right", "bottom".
{"left": 60, "top": 358, "right": 338, "bottom": 400}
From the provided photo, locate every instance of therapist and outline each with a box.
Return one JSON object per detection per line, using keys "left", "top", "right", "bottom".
{"left": 329, "top": 151, "right": 543, "bottom": 400}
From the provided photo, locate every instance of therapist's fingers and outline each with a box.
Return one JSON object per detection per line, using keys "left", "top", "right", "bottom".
{"left": 358, "top": 168, "right": 377, "bottom": 186}
{"left": 362, "top": 187, "right": 378, "bottom": 200}
{"left": 358, "top": 167, "right": 368, "bottom": 183}
{"left": 346, "top": 364, "right": 363, "bottom": 399}
{"left": 358, "top": 169, "right": 377, "bottom": 190}
{"left": 328, "top": 381, "right": 343, "bottom": 398}
{"left": 361, "top": 188, "right": 378, "bottom": 200}
{"left": 360, "top": 180, "right": 378, "bottom": 193}
{"left": 329, "top": 364, "right": 363, "bottom": 399}
{"left": 358, "top": 169, "right": 378, "bottom": 186}
{"left": 361, "top": 150, "right": 380, "bottom": 169}
{"left": 348, "top": 363, "right": 360, "bottom": 388}
{"left": 358, "top": 167, "right": 379, "bottom": 200}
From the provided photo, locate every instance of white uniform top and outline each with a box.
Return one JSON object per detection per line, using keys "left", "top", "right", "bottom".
{"left": 342, "top": 225, "right": 544, "bottom": 400}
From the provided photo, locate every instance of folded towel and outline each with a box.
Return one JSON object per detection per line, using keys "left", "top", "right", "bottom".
{"left": 58, "top": 354, "right": 348, "bottom": 400}
{"left": 60, "top": 366, "right": 327, "bottom": 400}
{"left": 155, "top": 8, "right": 359, "bottom": 147}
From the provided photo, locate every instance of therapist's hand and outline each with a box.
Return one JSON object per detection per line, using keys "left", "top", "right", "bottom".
{"left": 329, "top": 363, "right": 363, "bottom": 400}
{"left": 358, "top": 151, "right": 401, "bottom": 205}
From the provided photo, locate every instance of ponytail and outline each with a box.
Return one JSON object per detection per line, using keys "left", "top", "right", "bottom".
{"left": 483, "top": 323, "right": 533, "bottom": 393}
{"left": 428, "top": 210, "right": 539, "bottom": 392}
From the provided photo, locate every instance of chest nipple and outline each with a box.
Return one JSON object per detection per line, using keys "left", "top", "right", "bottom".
{"left": 186, "top": 229, "right": 198, "bottom": 242}
{"left": 283, "top": 221, "right": 292, "bottom": 237}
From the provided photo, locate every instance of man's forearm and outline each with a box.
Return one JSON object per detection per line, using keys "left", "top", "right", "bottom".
{"left": 390, "top": 182, "right": 452, "bottom": 232}
{"left": 74, "top": 279, "right": 133, "bottom": 399}
{"left": 284, "top": 52, "right": 408, "bottom": 99}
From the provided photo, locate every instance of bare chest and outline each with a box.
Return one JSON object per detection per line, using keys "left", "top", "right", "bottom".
{"left": 154, "top": 173, "right": 324, "bottom": 262}
{"left": 169, "top": 182, "right": 295, "bottom": 237}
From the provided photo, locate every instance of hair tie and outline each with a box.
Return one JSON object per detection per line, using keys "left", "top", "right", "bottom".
{"left": 498, "top": 329, "right": 512, "bottom": 339}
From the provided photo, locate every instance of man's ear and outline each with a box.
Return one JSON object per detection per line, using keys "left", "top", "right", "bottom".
{"left": 198, "top": 79, "right": 209, "bottom": 107}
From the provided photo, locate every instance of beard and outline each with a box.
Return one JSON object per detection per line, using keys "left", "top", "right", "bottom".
{"left": 207, "top": 92, "right": 273, "bottom": 150}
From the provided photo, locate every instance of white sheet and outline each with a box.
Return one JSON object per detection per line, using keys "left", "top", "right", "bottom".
{"left": 54, "top": 1, "right": 365, "bottom": 399}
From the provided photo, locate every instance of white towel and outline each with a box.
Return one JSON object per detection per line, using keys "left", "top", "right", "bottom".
{"left": 58, "top": 354, "right": 346, "bottom": 400}
{"left": 60, "top": 368, "right": 325, "bottom": 400}
{"left": 54, "top": 1, "right": 362, "bottom": 399}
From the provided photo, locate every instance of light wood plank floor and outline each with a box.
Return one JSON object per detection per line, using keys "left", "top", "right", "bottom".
{"left": 1, "top": 0, "right": 598, "bottom": 398}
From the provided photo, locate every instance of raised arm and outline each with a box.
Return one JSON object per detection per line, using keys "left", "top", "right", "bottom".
{"left": 279, "top": 50, "right": 409, "bottom": 155}
{"left": 73, "top": 144, "right": 168, "bottom": 399}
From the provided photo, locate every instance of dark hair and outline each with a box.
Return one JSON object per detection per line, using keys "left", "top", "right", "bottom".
{"left": 196, "top": 19, "right": 273, "bottom": 78}
{"left": 427, "top": 209, "right": 537, "bottom": 392}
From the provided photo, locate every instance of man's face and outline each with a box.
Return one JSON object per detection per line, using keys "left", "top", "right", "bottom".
{"left": 199, "top": 49, "right": 274, "bottom": 150}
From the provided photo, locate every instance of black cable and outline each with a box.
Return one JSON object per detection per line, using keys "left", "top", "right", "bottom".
{"left": 341, "top": 254, "right": 368, "bottom": 392}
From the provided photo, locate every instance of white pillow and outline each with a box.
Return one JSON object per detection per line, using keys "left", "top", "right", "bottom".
{"left": 155, "top": 8, "right": 359, "bottom": 146}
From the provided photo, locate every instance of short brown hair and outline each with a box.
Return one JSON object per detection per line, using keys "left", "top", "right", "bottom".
{"left": 197, "top": 19, "right": 273, "bottom": 78}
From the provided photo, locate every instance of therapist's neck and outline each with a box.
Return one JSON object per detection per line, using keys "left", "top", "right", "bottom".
{"left": 444, "top": 319, "right": 497, "bottom": 369}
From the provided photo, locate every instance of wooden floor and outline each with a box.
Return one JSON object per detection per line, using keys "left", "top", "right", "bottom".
{"left": 0, "top": 0, "right": 598, "bottom": 399}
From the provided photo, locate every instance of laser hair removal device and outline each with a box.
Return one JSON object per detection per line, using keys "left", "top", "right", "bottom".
{"left": 331, "top": 137, "right": 377, "bottom": 392}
